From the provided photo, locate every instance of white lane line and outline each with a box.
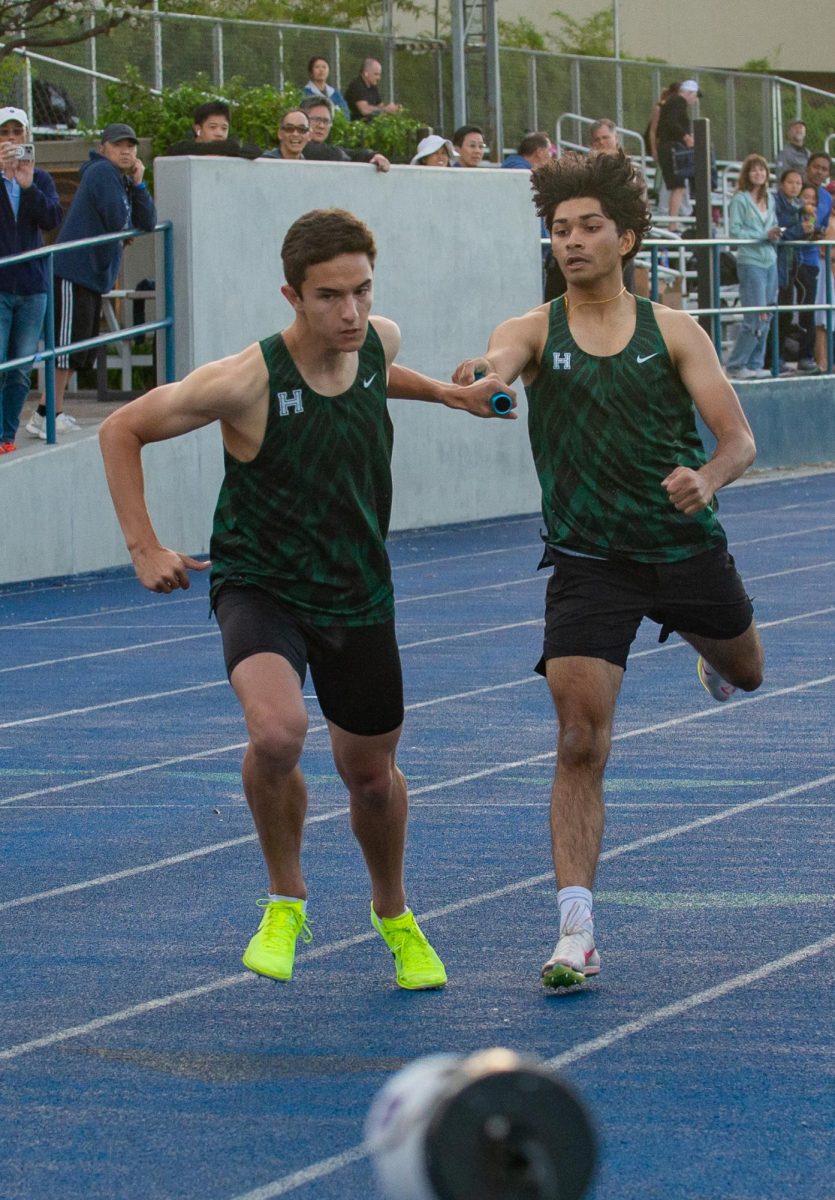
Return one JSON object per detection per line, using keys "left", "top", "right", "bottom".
{"left": 0, "top": 621, "right": 544, "bottom": 731}
{"left": 1, "top": 609, "right": 832, "bottom": 811}
{"left": 5, "top": 552, "right": 835, "bottom": 728}
{"left": 547, "top": 930, "right": 835, "bottom": 1070}
{"left": 221, "top": 926, "right": 835, "bottom": 1200}
{"left": 0, "top": 631, "right": 218, "bottom": 675}
{"left": 735, "top": 521, "right": 835, "bottom": 547}
{"left": 2, "top": 665, "right": 834, "bottom": 912}
{"left": 0, "top": 596, "right": 192, "bottom": 631}
{"left": 3, "top": 769, "right": 833, "bottom": 1064}
{"left": 4, "top": 513, "right": 835, "bottom": 660}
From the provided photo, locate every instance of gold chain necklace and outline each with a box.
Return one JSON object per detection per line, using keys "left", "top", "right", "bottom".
{"left": 563, "top": 285, "right": 627, "bottom": 320}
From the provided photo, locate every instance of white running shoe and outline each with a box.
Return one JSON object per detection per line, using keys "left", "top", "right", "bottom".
{"left": 25, "top": 411, "right": 45, "bottom": 439}
{"left": 696, "top": 655, "right": 737, "bottom": 702}
{"left": 25, "top": 411, "right": 80, "bottom": 440}
{"left": 541, "top": 926, "right": 600, "bottom": 990}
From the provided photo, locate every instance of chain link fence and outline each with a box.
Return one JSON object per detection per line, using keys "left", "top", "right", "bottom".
{"left": 9, "top": 11, "right": 835, "bottom": 159}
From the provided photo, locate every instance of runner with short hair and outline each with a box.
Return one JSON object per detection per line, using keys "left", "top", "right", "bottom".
{"left": 99, "top": 207, "right": 511, "bottom": 990}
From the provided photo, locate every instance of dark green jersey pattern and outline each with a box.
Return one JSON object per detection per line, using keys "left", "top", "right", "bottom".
{"left": 526, "top": 295, "right": 726, "bottom": 563}
{"left": 209, "top": 325, "right": 394, "bottom": 625}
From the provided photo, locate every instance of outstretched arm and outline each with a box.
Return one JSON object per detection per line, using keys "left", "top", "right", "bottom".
{"left": 99, "top": 346, "right": 265, "bottom": 591}
{"left": 452, "top": 309, "right": 547, "bottom": 389}
{"left": 371, "top": 314, "right": 516, "bottom": 417}
{"left": 658, "top": 311, "right": 756, "bottom": 515}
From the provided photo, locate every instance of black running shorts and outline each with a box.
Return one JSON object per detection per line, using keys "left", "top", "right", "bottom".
{"left": 213, "top": 584, "right": 404, "bottom": 737}
{"left": 536, "top": 546, "right": 754, "bottom": 674}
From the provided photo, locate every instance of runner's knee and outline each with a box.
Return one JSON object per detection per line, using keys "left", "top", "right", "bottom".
{"left": 245, "top": 703, "right": 307, "bottom": 770}
{"left": 557, "top": 720, "right": 612, "bottom": 774}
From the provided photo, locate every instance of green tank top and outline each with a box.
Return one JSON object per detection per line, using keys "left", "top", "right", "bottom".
{"left": 209, "top": 324, "right": 394, "bottom": 625}
{"left": 526, "top": 295, "right": 726, "bottom": 563}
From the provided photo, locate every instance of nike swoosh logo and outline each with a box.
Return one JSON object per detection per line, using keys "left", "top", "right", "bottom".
{"left": 636, "top": 352, "right": 661, "bottom": 364}
{"left": 363, "top": 373, "right": 377, "bottom": 387}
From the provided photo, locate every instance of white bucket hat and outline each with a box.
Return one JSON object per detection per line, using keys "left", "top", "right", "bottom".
{"left": 410, "top": 134, "right": 457, "bottom": 165}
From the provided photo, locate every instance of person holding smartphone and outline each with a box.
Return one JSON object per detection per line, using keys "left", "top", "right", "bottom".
{"left": 26, "top": 122, "right": 156, "bottom": 440}
{"left": 0, "top": 106, "right": 62, "bottom": 453}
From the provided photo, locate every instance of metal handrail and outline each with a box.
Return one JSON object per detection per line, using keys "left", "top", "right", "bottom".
{"left": 555, "top": 112, "right": 647, "bottom": 175}
{"left": 0, "top": 222, "right": 175, "bottom": 444}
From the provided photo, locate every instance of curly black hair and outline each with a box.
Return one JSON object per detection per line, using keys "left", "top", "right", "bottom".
{"left": 531, "top": 150, "right": 651, "bottom": 263}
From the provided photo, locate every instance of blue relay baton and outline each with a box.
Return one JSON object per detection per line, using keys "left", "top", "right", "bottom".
{"left": 474, "top": 370, "right": 514, "bottom": 416}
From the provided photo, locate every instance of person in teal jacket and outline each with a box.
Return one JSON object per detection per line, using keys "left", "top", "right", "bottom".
{"left": 725, "top": 154, "right": 783, "bottom": 379}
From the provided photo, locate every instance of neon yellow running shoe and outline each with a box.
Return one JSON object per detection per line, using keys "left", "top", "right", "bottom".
{"left": 371, "top": 904, "right": 447, "bottom": 990}
{"left": 242, "top": 899, "right": 312, "bottom": 981}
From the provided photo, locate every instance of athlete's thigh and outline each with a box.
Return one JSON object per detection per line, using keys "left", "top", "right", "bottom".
{"left": 546, "top": 655, "right": 624, "bottom": 734}
{"left": 214, "top": 584, "right": 309, "bottom": 732}
{"left": 230, "top": 652, "right": 308, "bottom": 737}
{"left": 308, "top": 619, "right": 404, "bottom": 739}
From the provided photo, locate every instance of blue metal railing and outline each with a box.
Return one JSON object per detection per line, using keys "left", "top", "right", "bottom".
{"left": 0, "top": 222, "right": 174, "bottom": 444}
{"left": 540, "top": 233, "right": 835, "bottom": 378}
{"left": 641, "top": 236, "right": 835, "bottom": 377}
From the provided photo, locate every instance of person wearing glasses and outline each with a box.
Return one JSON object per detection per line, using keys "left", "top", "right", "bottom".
{"left": 300, "top": 97, "right": 390, "bottom": 172}
{"left": 452, "top": 126, "right": 486, "bottom": 169}
{"left": 261, "top": 110, "right": 311, "bottom": 161}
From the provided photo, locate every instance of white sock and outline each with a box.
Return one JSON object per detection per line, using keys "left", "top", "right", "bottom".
{"left": 268, "top": 893, "right": 306, "bottom": 910}
{"left": 558, "top": 886, "right": 593, "bottom": 933}
{"left": 373, "top": 905, "right": 410, "bottom": 921}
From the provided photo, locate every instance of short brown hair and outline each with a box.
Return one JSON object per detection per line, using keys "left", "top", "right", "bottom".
{"left": 282, "top": 208, "right": 377, "bottom": 293}
{"left": 531, "top": 150, "right": 651, "bottom": 263}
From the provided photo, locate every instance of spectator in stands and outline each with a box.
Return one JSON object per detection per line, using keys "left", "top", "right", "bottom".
{"left": 0, "top": 106, "right": 62, "bottom": 454}
{"left": 26, "top": 123, "right": 155, "bottom": 441}
{"left": 656, "top": 77, "right": 700, "bottom": 228}
{"left": 302, "top": 55, "right": 350, "bottom": 119}
{"left": 193, "top": 101, "right": 230, "bottom": 142}
{"left": 724, "top": 154, "right": 782, "bottom": 380}
{"left": 411, "top": 134, "right": 456, "bottom": 166}
{"left": 345, "top": 58, "right": 402, "bottom": 122}
{"left": 794, "top": 154, "right": 835, "bottom": 372}
{"left": 162, "top": 101, "right": 261, "bottom": 159}
{"left": 775, "top": 119, "right": 810, "bottom": 178}
{"left": 645, "top": 81, "right": 679, "bottom": 163}
{"left": 773, "top": 168, "right": 812, "bottom": 366}
{"left": 261, "top": 109, "right": 310, "bottom": 161}
{"left": 502, "top": 132, "right": 552, "bottom": 171}
{"left": 589, "top": 119, "right": 619, "bottom": 154}
{"left": 452, "top": 125, "right": 486, "bottom": 168}
{"left": 813, "top": 207, "right": 835, "bottom": 370}
{"left": 300, "top": 98, "right": 389, "bottom": 171}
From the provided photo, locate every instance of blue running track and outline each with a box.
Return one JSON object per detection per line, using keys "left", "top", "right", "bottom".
{"left": 1, "top": 470, "right": 834, "bottom": 1200}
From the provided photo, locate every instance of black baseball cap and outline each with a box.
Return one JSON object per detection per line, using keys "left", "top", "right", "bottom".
{"left": 100, "top": 122, "right": 138, "bottom": 145}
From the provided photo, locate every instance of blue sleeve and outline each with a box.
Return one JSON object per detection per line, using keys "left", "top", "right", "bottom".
{"left": 728, "top": 194, "right": 746, "bottom": 239}
{"left": 20, "top": 169, "right": 63, "bottom": 232}
{"left": 86, "top": 161, "right": 132, "bottom": 232}
{"left": 331, "top": 90, "right": 351, "bottom": 117}
{"left": 129, "top": 185, "right": 157, "bottom": 232}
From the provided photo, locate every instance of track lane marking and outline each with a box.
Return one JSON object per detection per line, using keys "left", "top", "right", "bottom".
{"left": 220, "top": 926, "right": 835, "bottom": 1200}
{"left": 2, "top": 768, "right": 834, "bottom": 1063}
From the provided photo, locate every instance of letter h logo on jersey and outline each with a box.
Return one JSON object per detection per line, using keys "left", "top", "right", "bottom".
{"left": 277, "top": 388, "right": 304, "bottom": 416}
{"left": 552, "top": 351, "right": 572, "bottom": 371}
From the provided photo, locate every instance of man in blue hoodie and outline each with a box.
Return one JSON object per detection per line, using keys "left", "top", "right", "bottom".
{"left": 0, "top": 106, "right": 62, "bottom": 453}
{"left": 26, "top": 122, "right": 156, "bottom": 440}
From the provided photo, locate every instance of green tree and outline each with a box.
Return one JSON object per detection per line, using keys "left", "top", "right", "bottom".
{"left": 95, "top": 69, "right": 424, "bottom": 167}
{"left": 160, "top": 0, "right": 426, "bottom": 32}
{"left": 0, "top": 0, "right": 153, "bottom": 59}
{"left": 550, "top": 7, "right": 614, "bottom": 57}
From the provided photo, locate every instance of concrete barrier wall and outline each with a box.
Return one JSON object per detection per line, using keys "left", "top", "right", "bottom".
{"left": 2, "top": 155, "right": 834, "bottom": 586}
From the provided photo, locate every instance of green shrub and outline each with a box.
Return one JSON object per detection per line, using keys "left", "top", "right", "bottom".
{"left": 93, "top": 69, "right": 424, "bottom": 170}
